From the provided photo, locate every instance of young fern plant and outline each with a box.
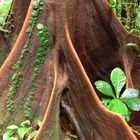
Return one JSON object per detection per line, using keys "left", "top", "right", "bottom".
{"left": 94, "top": 67, "right": 140, "bottom": 122}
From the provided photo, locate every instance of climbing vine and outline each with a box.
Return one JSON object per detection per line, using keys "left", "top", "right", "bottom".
{"left": 23, "top": 2, "right": 50, "bottom": 118}
{"left": 34, "top": 23, "right": 49, "bottom": 80}
{"left": 24, "top": 83, "right": 37, "bottom": 118}
{"left": 6, "top": 0, "right": 44, "bottom": 113}
{"left": 24, "top": 23, "right": 50, "bottom": 118}
{"left": 7, "top": 72, "right": 23, "bottom": 112}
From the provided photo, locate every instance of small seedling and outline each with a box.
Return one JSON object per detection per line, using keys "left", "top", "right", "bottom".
{"left": 2, "top": 120, "right": 42, "bottom": 140}
{"left": 94, "top": 67, "right": 140, "bottom": 122}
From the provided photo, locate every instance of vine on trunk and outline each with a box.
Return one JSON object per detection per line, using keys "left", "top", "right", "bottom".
{"left": 6, "top": 0, "right": 44, "bottom": 113}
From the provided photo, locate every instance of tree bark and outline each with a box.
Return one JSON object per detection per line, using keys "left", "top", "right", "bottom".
{"left": 0, "top": 0, "right": 140, "bottom": 139}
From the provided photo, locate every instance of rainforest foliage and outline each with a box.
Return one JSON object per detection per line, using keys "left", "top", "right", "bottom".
{"left": 0, "top": 0, "right": 139, "bottom": 139}
{"left": 0, "top": 0, "right": 12, "bottom": 29}
{"left": 0, "top": 0, "right": 139, "bottom": 34}
{"left": 108, "top": 0, "right": 140, "bottom": 35}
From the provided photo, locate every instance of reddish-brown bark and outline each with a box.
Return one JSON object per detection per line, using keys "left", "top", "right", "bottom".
{"left": 0, "top": 0, "right": 140, "bottom": 139}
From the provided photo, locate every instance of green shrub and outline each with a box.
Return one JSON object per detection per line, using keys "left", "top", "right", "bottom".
{"left": 94, "top": 67, "right": 140, "bottom": 122}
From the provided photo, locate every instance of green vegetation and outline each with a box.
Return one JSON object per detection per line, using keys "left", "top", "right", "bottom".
{"left": 24, "top": 22, "right": 50, "bottom": 118}
{"left": 34, "top": 23, "right": 49, "bottom": 80}
{"left": 1, "top": 119, "right": 78, "bottom": 140}
{"left": 94, "top": 67, "right": 140, "bottom": 122}
{"left": 7, "top": 0, "right": 45, "bottom": 114}
{"left": 24, "top": 84, "right": 37, "bottom": 118}
{"left": 0, "top": 0, "right": 139, "bottom": 138}
{"left": 23, "top": 0, "right": 50, "bottom": 118}
{"left": 108, "top": 0, "right": 140, "bottom": 35}
{"left": 0, "top": 0, "right": 12, "bottom": 29}
{"left": 7, "top": 72, "right": 23, "bottom": 112}
{"left": 2, "top": 120, "right": 42, "bottom": 140}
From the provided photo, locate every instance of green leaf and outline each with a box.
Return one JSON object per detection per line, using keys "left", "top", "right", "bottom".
{"left": 18, "top": 127, "right": 29, "bottom": 139}
{"left": 107, "top": 99, "right": 128, "bottom": 115}
{"left": 26, "top": 28, "right": 32, "bottom": 34}
{"left": 121, "top": 98, "right": 140, "bottom": 111}
{"left": 121, "top": 88, "right": 139, "bottom": 99}
{"left": 101, "top": 98, "right": 111, "bottom": 107}
{"left": 39, "top": 1, "right": 44, "bottom": 6}
{"left": 94, "top": 80, "right": 115, "bottom": 98}
{"left": 38, "top": 8, "right": 44, "bottom": 14}
{"left": 37, "top": 23, "right": 44, "bottom": 30}
{"left": 3, "top": 130, "right": 16, "bottom": 140}
{"left": 32, "top": 1, "right": 40, "bottom": 9}
{"left": 32, "top": 10, "right": 39, "bottom": 17}
{"left": 110, "top": 67, "right": 126, "bottom": 98}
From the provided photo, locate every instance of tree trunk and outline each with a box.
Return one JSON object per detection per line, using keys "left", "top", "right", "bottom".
{"left": 0, "top": 0, "right": 140, "bottom": 139}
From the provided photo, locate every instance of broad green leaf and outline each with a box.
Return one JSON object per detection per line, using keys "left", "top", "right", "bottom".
{"left": 110, "top": 67, "right": 126, "bottom": 98}
{"left": 101, "top": 98, "right": 111, "bottom": 107}
{"left": 7, "top": 125, "right": 18, "bottom": 130}
{"left": 121, "top": 98, "right": 140, "bottom": 111}
{"left": 18, "top": 127, "right": 29, "bottom": 139}
{"left": 121, "top": 88, "right": 139, "bottom": 99}
{"left": 94, "top": 80, "right": 115, "bottom": 98}
{"left": 107, "top": 99, "right": 128, "bottom": 115}
{"left": 3, "top": 130, "right": 16, "bottom": 140}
